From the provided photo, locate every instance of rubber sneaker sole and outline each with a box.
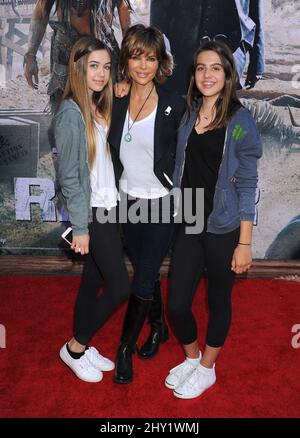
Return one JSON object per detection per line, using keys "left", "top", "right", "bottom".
{"left": 173, "top": 381, "right": 216, "bottom": 399}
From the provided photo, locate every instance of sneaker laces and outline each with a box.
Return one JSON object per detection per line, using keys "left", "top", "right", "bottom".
{"left": 88, "top": 346, "right": 111, "bottom": 363}
{"left": 78, "top": 353, "right": 95, "bottom": 371}
{"left": 170, "top": 359, "right": 196, "bottom": 378}
{"left": 182, "top": 366, "right": 213, "bottom": 390}
{"left": 185, "top": 367, "right": 202, "bottom": 388}
{"left": 88, "top": 346, "right": 102, "bottom": 360}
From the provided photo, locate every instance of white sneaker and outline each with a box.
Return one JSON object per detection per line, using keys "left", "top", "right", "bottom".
{"left": 165, "top": 354, "right": 201, "bottom": 389}
{"left": 85, "top": 346, "right": 115, "bottom": 371}
{"left": 59, "top": 344, "right": 103, "bottom": 382}
{"left": 173, "top": 364, "right": 216, "bottom": 399}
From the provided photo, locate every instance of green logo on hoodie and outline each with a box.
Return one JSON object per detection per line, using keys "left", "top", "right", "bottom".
{"left": 232, "top": 124, "right": 247, "bottom": 141}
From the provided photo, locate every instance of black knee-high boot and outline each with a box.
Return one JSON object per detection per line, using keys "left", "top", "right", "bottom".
{"left": 114, "top": 294, "right": 152, "bottom": 384}
{"left": 137, "top": 279, "right": 169, "bottom": 359}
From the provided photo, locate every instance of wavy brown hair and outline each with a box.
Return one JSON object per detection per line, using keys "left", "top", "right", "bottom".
{"left": 119, "top": 24, "right": 173, "bottom": 84}
{"left": 63, "top": 36, "right": 113, "bottom": 167}
{"left": 187, "top": 40, "right": 241, "bottom": 130}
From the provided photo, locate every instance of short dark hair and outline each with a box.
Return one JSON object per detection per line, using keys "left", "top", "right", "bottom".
{"left": 119, "top": 24, "right": 173, "bottom": 84}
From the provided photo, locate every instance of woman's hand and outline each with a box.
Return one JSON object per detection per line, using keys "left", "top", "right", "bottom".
{"left": 231, "top": 245, "right": 252, "bottom": 274}
{"left": 71, "top": 234, "right": 89, "bottom": 255}
{"left": 114, "top": 80, "right": 131, "bottom": 98}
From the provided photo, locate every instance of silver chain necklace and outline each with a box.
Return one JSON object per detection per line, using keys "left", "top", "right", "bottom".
{"left": 124, "top": 85, "right": 155, "bottom": 142}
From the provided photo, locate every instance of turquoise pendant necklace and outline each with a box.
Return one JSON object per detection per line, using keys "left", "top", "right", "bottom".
{"left": 124, "top": 84, "right": 154, "bottom": 142}
{"left": 124, "top": 131, "right": 132, "bottom": 142}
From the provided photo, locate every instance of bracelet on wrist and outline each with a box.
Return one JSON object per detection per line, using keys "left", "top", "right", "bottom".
{"left": 238, "top": 242, "right": 251, "bottom": 246}
{"left": 24, "top": 53, "right": 37, "bottom": 61}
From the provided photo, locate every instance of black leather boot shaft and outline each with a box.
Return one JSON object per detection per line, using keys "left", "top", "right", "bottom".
{"left": 114, "top": 294, "right": 152, "bottom": 383}
{"left": 137, "top": 280, "right": 169, "bottom": 359}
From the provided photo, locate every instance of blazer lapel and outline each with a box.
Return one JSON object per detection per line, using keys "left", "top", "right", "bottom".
{"left": 109, "top": 88, "right": 175, "bottom": 163}
{"left": 153, "top": 90, "right": 169, "bottom": 163}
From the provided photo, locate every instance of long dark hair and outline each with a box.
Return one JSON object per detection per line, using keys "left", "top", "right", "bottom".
{"left": 187, "top": 40, "right": 241, "bottom": 129}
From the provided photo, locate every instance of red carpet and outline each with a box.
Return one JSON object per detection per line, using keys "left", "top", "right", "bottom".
{"left": 1, "top": 276, "right": 300, "bottom": 418}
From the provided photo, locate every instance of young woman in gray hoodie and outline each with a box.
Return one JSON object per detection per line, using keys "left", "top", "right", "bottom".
{"left": 165, "top": 40, "right": 262, "bottom": 400}
{"left": 54, "top": 36, "right": 130, "bottom": 383}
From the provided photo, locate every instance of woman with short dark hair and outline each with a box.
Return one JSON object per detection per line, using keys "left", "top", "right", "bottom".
{"left": 108, "top": 24, "right": 185, "bottom": 384}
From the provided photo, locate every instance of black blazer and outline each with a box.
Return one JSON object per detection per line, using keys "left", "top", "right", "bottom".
{"left": 108, "top": 86, "right": 186, "bottom": 191}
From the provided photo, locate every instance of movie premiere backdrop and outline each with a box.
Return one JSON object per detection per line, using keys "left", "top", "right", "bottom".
{"left": 0, "top": 0, "right": 299, "bottom": 259}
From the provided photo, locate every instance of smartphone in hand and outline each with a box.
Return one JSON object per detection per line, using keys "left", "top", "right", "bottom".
{"left": 61, "top": 227, "right": 73, "bottom": 246}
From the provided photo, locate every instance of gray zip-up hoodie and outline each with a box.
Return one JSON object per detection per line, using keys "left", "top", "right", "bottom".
{"left": 53, "top": 99, "right": 92, "bottom": 236}
{"left": 173, "top": 101, "right": 262, "bottom": 234}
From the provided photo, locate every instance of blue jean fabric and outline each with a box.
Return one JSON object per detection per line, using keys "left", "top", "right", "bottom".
{"left": 122, "top": 197, "right": 175, "bottom": 298}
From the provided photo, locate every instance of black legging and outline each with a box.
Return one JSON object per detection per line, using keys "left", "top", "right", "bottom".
{"left": 168, "top": 225, "right": 240, "bottom": 348}
{"left": 74, "top": 207, "right": 130, "bottom": 345}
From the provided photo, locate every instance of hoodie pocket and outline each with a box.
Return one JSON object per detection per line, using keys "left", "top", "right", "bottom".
{"left": 210, "top": 188, "right": 232, "bottom": 228}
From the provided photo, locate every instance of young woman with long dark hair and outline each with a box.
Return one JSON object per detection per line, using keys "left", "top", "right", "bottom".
{"left": 166, "top": 40, "right": 262, "bottom": 399}
{"left": 54, "top": 36, "right": 130, "bottom": 383}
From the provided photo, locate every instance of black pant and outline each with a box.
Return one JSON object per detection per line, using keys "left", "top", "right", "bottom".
{"left": 168, "top": 225, "right": 240, "bottom": 348}
{"left": 74, "top": 207, "right": 130, "bottom": 345}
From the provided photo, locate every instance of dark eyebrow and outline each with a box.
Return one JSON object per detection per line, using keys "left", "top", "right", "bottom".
{"left": 88, "top": 60, "right": 111, "bottom": 65}
{"left": 196, "top": 62, "right": 223, "bottom": 67}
